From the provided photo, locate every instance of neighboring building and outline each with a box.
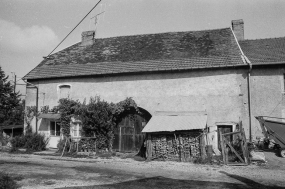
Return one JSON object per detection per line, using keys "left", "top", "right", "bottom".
{"left": 239, "top": 37, "right": 285, "bottom": 141}
{"left": 23, "top": 19, "right": 285, "bottom": 152}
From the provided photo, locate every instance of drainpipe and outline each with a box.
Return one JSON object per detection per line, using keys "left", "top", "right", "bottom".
{"left": 23, "top": 81, "right": 39, "bottom": 134}
{"left": 231, "top": 27, "right": 253, "bottom": 142}
{"left": 247, "top": 62, "right": 253, "bottom": 142}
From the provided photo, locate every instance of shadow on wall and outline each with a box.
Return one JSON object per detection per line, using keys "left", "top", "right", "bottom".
{"left": 57, "top": 174, "right": 285, "bottom": 189}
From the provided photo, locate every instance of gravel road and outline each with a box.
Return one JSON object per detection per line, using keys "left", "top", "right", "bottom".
{"left": 0, "top": 151, "right": 285, "bottom": 189}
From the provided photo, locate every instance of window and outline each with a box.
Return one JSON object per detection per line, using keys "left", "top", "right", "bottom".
{"left": 50, "top": 121, "right": 61, "bottom": 136}
{"left": 59, "top": 85, "right": 71, "bottom": 99}
{"left": 72, "top": 123, "right": 82, "bottom": 137}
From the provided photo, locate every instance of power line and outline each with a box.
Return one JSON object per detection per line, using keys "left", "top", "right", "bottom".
{"left": 45, "top": 0, "right": 103, "bottom": 58}
{"left": 269, "top": 95, "right": 284, "bottom": 116}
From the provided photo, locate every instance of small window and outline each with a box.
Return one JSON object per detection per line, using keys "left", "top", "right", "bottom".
{"left": 72, "top": 123, "right": 82, "bottom": 137}
{"left": 50, "top": 121, "right": 61, "bottom": 136}
{"left": 59, "top": 85, "right": 71, "bottom": 99}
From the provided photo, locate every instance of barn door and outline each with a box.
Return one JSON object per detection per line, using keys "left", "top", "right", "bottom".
{"left": 113, "top": 114, "right": 148, "bottom": 152}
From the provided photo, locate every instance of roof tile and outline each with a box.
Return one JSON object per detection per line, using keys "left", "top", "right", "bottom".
{"left": 240, "top": 37, "right": 285, "bottom": 65}
{"left": 24, "top": 28, "right": 244, "bottom": 80}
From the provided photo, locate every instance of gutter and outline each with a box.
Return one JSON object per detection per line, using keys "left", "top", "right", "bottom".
{"left": 23, "top": 80, "right": 39, "bottom": 134}
{"left": 231, "top": 27, "right": 253, "bottom": 142}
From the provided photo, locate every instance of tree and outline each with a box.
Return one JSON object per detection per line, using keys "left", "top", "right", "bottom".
{"left": 0, "top": 66, "right": 23, "bottom": 126}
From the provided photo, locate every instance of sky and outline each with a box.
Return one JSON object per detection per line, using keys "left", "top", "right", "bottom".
{"left": 1, "top": 0, "right": 285, "bottom": 95}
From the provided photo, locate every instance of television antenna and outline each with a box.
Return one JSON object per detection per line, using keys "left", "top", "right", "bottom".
{"left": 90, "top": 11, "right": 105, "bottom": 37}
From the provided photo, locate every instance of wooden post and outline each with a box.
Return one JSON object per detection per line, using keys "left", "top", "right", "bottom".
{"left": 219, "top": 130, "right": 226, "bottom": 165}
{"left": 225, "top": 144, "right": 229, "bottom": 164}
{"left": 200, "top": 133, "right": 206, "bottom": 160}
{"left": 61, "top": 136, "right": 68, "bottom": 158}
{"left": 178, "top": 134, "right": 182, "bottom": 162}
{"left": 77, "top": 141, "right": 79, "bottom": 152}
{"left": 241, "top": 128, "right": 250, "bottom": 164}
{"left": 119, "top": 127, "right": 122, "bottom": 152}
{"left": 146, "top": 133, "right": 152, "bottom": 161}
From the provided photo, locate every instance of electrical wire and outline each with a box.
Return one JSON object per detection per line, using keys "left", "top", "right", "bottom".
{"left": 46, "top": 0, "right": 103, "bottom": 58}
{"left": 269, "top": 95, "right": 284, "bottom": 116}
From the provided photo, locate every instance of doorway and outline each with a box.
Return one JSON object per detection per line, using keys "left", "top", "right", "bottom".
{"left": 113, "top": 108, "right": 151, "bottom": 152}
{"left": 217, "top": 125, "right": 233, "bottom": 151}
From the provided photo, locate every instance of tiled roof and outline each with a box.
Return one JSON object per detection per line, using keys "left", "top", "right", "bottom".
{"left": 240, "top": 37, "right": 285, "bottom": 65}
{"left": 24, "top": 28, "right": 244, "bottom": 80}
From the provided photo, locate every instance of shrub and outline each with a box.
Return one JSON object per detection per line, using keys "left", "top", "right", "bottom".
{"left": 24, "top": 133, "right": 49, "bottom": 152}
{"left": 0, "top": 172, "right": 20, "bottom": 189}
{"left": 10, "top": 136, "right": 26, "bottom": 148}
{"left": 10, "top": 133, "right": 49, "bottom": 152}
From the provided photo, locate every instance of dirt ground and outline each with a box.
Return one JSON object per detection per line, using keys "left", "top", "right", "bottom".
{"left": 1, "top": 150, "right": 285, "bottom": 189}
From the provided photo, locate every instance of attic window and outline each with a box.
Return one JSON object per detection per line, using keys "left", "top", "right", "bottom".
{"left": 58, "top": 84, "right": 71, "bottom": 99}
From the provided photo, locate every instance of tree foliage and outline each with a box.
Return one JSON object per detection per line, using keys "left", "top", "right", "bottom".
{"left": 53, "top": 96, "right": 140, "bottom": 151}
{"left": 0, "top": 66, "right": 23, "bottom": 126}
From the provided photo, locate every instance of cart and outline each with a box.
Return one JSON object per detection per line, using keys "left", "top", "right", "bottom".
{"left": 255, "top": 116, "right": 285, "bottom": 158}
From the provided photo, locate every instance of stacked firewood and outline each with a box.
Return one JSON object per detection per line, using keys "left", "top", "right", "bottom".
{"left": 151, "top": 132, "right": 202, "bottom": 161}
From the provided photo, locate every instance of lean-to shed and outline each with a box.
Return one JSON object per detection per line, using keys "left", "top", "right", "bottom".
{"left": 142, "top": 112, "right": 207, "bottom": 161}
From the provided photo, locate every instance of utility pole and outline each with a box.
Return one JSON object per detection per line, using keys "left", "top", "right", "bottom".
{"left": 14, "top": 74, "right": 16, "bottom": 94}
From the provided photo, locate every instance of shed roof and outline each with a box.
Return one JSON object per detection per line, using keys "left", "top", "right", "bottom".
{"left": 1, "top": 125, "right": 23, "bottom": 129}
{"left": 38, "top": 113, "right": 61, "bottom": 120}
{"left": 239, "top": 37, "right": 285, "bottom": 65}
{"left": 142, "top": 114, "right": 207, "bottom": 133}
{"left": 24, "top": 28, "right": 244, "bottom": 80}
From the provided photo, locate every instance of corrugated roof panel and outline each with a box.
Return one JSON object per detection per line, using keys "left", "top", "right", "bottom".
{"left": 142, "top": 115, "right": 207, "bottom": 133}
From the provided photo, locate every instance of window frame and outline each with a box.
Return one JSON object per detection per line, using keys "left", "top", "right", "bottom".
{"left": 57, "top": 84, "right": 72, "bottom": 100}
{"left": 49, "top": 121, "right": 61, "bottom": 136}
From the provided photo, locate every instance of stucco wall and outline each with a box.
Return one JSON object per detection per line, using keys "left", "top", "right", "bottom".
{"left": 26, "top": 69, "right": 246, "bottom": 124}
{"left": 26, "top": 68, "right": 248, "bottom": 150}
{"left": 250, "top": 67, "right": 285, "bottom": 140}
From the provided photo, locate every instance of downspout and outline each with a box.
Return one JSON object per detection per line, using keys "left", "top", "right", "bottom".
{"left": 247, "top": 63, "right": 253, "bottom": 142}
{"left": 23, "top": 81, "right": 39, "bottom": 134}
{"left": 231, "top": 27, "right": 253, "bottom": 142}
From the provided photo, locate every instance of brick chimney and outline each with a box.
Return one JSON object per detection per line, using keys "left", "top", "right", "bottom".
{"left": 81, "top": 31, "right": 95, "bottom": 46}
{"left": 231, "top": 19, "right": 244, "bottom": 41}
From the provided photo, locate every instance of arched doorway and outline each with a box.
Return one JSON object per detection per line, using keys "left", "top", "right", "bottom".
{"left": 113, "top": 108, "right": 151, "bottom": 152}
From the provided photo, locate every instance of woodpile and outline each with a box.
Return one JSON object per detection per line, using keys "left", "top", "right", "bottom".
{"left": 151, "top": 131, "right": 202, "bottom": 162}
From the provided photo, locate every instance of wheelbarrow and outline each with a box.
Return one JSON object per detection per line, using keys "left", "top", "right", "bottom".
{"left": 255, "top": 116, "right": 285, "bottom": 157}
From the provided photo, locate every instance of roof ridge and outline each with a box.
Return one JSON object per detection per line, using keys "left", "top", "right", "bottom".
{"left": 241, "top": 36, "right": 285, "bottom": 42}
{"left": 95, "top": 27, "right": 231, "bottom": 40}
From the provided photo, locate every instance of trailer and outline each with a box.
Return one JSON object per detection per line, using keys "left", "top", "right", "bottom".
{"left": 255, "top": 116, "right": 285, "bottom": 157}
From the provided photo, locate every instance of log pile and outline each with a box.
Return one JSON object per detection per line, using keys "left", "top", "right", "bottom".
{"left": 151, "top": 131, "right": 202, "bottom": 162}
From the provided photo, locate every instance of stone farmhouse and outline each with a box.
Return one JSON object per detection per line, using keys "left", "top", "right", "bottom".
{"left": 23, "top": 19, "right": 285, "bottom": 154}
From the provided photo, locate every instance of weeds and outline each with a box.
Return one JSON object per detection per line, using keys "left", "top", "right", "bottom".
{"left": 0, "top": 172, "right": 22, "bottom": 189}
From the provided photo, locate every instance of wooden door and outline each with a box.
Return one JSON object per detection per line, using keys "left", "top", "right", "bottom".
{"left": 218, "top": 125, "right": 233, "bottom": 151}
{"left": 113, "top": 114, "right": 148, "bottom": 152}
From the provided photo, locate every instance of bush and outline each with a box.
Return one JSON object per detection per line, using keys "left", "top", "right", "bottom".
{"left": 0, "top": 172, "right": 20, "bottom": 189}
{"left": 10, "top": 133, "right": 49, "bottom": 152}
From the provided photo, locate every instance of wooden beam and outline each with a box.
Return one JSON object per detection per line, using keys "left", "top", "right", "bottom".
{"left": 241, "top": 128, "right": 249, "bottom": 164}
{"left": 200, "top": 133, "right": 206, "bottom": 159}
{"left": 224, "top": 139, "right": 245, "bottom": 163}
{"left": 219, "top": 130, "right": 226, "bottom": 165}
{"left": 146, "top": 134, "right": 152, "bottom": 161}
{"left": 222, "top": 131, "right": 241, "bottom": 136}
